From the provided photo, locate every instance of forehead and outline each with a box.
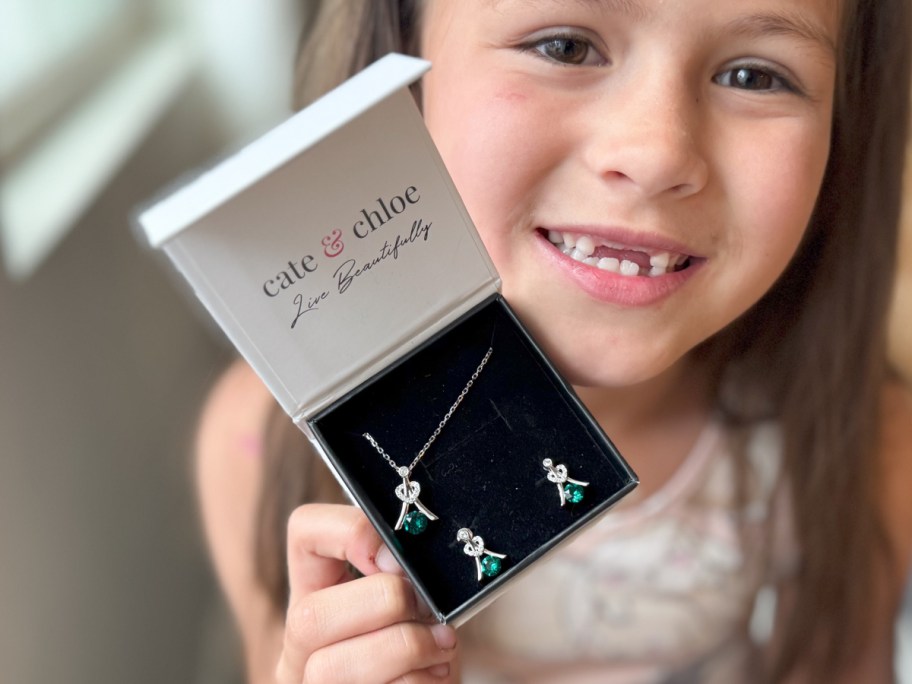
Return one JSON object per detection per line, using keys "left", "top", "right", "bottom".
{"left": 479, "top": 0, "right": 841, "bottom": 13}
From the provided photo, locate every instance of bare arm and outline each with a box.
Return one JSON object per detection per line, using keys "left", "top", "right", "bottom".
{"left": 196, "top": 360, "right": 284, "bottom": 683}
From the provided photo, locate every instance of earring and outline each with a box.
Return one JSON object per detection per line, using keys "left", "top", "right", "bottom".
{"left": 457, "top": 528, "right": 507, "bottom": 581}
{"left": 542, "top": 458, "right": 590, "bottom": 506}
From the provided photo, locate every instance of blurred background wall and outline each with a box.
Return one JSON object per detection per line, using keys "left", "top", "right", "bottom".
{"left": 1, "top": 1, "right": 301, "bottom": 682}
{"left": 1, "top": 2, "right": 910, "bottom": 683}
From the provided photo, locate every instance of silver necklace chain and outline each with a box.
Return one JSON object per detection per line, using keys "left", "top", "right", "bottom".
{"left": 363, "top": 346, "right": 493, "bottom": 475}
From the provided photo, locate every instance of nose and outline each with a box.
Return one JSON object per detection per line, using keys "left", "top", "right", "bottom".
{"left": 583, "top": 67, "right": 709, "bottom": 199}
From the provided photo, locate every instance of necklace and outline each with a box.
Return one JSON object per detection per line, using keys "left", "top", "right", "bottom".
{"left": 363, "top": 346, "right": 493, "bottom": 534}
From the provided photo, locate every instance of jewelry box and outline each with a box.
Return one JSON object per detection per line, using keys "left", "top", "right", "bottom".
{"left": 137, "top": 54, "right": 638, "bottom": 625}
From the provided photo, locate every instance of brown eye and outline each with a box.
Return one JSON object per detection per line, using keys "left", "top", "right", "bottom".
{"left": 525, "top": 32, "right": 607, "bottom": 67}
{"left": 714, "top": 64, "right": 796, "bottom": 93}
{"left": 732, "top": 67, "right": 773, "bottom": 90}
{"left": 538, "top": 37, "right": 591, "bottom": 65}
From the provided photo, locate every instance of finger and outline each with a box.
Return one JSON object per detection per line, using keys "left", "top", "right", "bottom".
{"left": 390, "top": 670, "right": 452, "bottom": 684}
{"left": 392, "top": 661, "right": 457, "bottom": 683}
{"left": 303, "top": 621, "right": 457, "bottom": 683}
{"left": 278, "top": 505, "right": 418, "bottom": 684}
{"left": 286, "top": 503, "right": 385, "bottom": 598}
{"left": 282, "top": 573, "right": 425, "bottom": 668}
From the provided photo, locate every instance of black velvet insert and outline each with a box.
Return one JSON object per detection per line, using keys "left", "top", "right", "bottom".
{"left": 311, "top": 296, "right": 637, "bottom": 620}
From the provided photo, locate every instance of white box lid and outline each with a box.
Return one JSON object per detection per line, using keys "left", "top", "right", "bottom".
{"left": 137, "top": 54, "right": 500, "bottom": 418}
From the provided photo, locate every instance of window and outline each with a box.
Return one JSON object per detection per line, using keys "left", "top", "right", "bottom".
{"left": 0, "top": 0, "right": 191, "bottom": 280}
{"left": 0, "top": 0, "right": 301, "bottom": 281}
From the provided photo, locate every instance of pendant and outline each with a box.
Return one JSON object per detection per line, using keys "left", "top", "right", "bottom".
{"left": 542, "top": 458, "right": 590, "bottom": 506}
{"left": 394, "top": 467, "right": 438, "bottom": 534}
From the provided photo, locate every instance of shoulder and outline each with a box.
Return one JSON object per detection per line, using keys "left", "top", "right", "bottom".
{"left": 773, "top": 381, "right": 912, "bottom": 682}
{"left": 879, "top": 379, "right": 912, "bottom": 575}
{"left": 839, "top": 380, "right": 912, "bottom": 680}
{"left": 196, "top": 359, "right": 275, "bottom": 563}
{"left": 198, "top": 357, "right": 274, "bottom": 453}
{"left": 196, "top": 359, "right": 283, "bottom": 681}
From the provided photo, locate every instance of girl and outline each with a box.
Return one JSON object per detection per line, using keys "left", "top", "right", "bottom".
{"left": 197, "top": 0, "right": 912, "bottom": 682}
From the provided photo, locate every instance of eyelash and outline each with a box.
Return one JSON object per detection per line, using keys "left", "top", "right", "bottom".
{"left": 518, "top": 34, "right": 803, "bottom": 96}
{"left": 713, "top": 62, "right": 800, "bottom": 95}
{"left": 518, "top": 31, "right": 608, "bottom": 67}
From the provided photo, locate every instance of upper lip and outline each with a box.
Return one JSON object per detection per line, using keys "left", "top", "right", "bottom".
{"left": 540, "top": 225, "right": 703, "bottom": 259}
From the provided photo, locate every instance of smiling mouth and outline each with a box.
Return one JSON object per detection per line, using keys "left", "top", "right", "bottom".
{"left": 543, "top": 229, "right": 694, "bottom": 278}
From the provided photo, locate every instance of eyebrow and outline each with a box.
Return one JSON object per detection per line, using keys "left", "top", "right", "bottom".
{"left": 723, "top": 11, "right": 837, "bottom": 58}
{"left": 496, "top": 0, "right": 650, "bottom": 20}
{"left": 493, "top": 0, "right": 837, "bottom": 57}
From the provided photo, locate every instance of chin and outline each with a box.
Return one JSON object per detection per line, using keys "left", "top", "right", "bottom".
{"left": 536, "top": 334, "right": 686, "bottom": 391}
{"left": 565, "top": 359, "right": 674, "bottom": 390}
{"left": 503, "top": 288, "right": 693, "bottom": 391}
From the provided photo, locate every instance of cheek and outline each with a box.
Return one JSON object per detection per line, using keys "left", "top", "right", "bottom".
{"left": 427, "top": 81, "right": 566, "bottom": 247}
{"left": 426, "top": 80, "right": 554, "bottom": 254}
{"left": 729, "top": 121, "right": 830, "bottom": 268}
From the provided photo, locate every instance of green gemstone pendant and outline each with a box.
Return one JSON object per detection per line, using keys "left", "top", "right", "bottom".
{"left": 393, "top": 468, "right": 438, "bottom": 533}
{"left": 402, "top": 511, "right": 429, "bottom": 535}
{"left": 480, "top": 555, "right": 503, "bottom": 578}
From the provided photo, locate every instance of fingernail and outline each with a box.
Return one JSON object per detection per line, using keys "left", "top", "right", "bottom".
{"left": 431, "top": 623, "right": 457, "bottom": 650}
{"left": 428, "top": 662, "right": 450, "bottom": 678}
{"left": 375, "top": 544, "right": 401, "bottom": 574}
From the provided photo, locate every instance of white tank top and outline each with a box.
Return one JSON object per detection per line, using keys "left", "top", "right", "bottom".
{"left": 460, "top": 420, "right": 797, "bottom": 683}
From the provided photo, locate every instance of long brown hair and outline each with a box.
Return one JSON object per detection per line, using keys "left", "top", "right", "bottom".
{"left": 254, "top": 0, "right": 912, "bottom": 680}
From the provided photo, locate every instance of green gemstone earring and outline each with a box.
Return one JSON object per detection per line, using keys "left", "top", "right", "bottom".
{"left": 542, "top": 458, "right": 590, "bottom": 506}
{"left": 457, "top": 527, "right": 507, "bottom": 581}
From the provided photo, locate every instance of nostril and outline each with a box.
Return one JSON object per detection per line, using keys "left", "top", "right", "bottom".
{"left": 603, "top": 170, "right": 633, "bottom": 183}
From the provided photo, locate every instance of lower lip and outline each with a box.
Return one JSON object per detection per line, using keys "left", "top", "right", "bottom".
{"left": 534, "top": 232, "right": 703, "bottom": 307}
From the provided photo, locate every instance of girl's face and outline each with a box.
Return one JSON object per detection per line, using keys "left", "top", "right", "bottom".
{"left": 421, "top": 0, "right": 838, "bottom": 388}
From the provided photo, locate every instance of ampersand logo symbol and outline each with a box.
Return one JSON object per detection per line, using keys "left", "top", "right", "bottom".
{"left": 322, "top": 229, "right": 344, "bottom": 258}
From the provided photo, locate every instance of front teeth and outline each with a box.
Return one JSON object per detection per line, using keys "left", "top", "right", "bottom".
{"left": 620, "top": 260, "right": 640, "bottom": 276}
{"left": 570, "top": 248, "right": 589, "bottom": 261}
{"left": 575, "top": 235, "right": 596, "bottom": 255}
{"left": 597, "top": 257, "right": 620, "bottom": 273}
{"left": 547, "top": 230, "right": 685, "bottom": 277}
{"left": 649, "top": 252, "right": 670, "bottom": 269}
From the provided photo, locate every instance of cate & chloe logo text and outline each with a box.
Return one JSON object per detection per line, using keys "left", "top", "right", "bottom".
{"left": 258, "top": 184, "right": 433, "bottom": 329}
